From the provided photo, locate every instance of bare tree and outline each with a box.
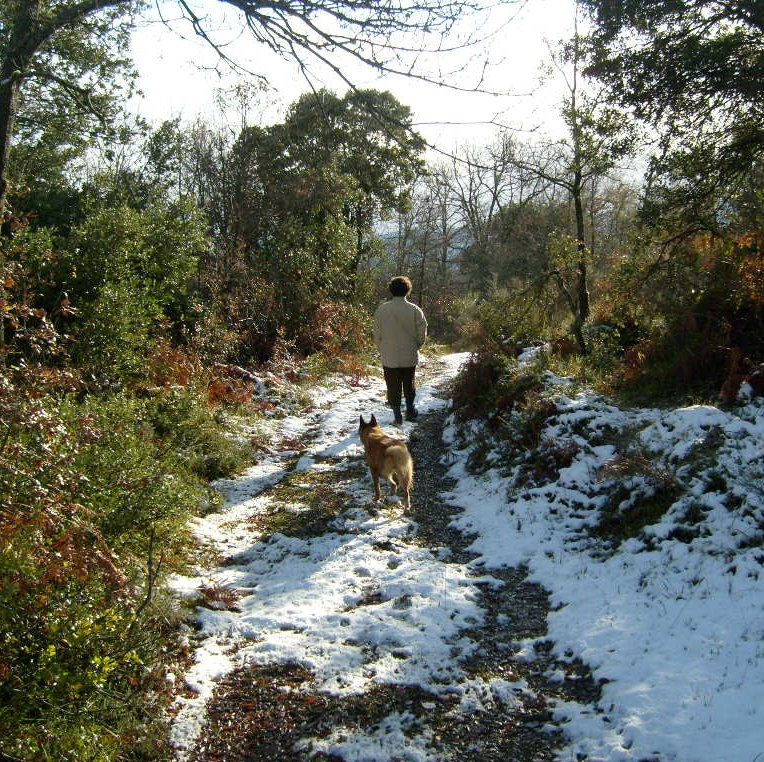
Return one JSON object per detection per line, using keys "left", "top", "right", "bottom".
{"left": 447, "top": 134, "right": 550, "bottom": 291}
{"left": 425, "top": 164, "right": 461, "bottom": 292}
{"left": 504, "top": 18, "right": 636, "bottom": 352}
{"left": 446, "top": 139, "right": 508, "bottom": 289}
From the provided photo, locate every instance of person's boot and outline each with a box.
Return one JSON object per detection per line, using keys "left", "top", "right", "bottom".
{"left": 393, "top": 408, "right": 403, "bottom": 424}
{"left": 405, "top": 404, "right": 418, "bottom": 421}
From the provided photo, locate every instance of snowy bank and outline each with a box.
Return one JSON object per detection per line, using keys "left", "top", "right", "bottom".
{"left": 445, "top": 374, "right": 764, "bottom": 761}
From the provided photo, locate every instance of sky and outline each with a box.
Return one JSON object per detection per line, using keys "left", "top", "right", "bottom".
{"left": 129, "top": 0, "right": 578, "bottom": 151}
{"left": 169, "top": 351, "right": 764, "bottom": 761}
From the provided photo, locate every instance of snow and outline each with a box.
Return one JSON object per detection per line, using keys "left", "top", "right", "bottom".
{"left": 169, "top": 352, "right": 764, "bottom": 762}
{"left": 296, "top": 710, "right": 437, "bottom": 762}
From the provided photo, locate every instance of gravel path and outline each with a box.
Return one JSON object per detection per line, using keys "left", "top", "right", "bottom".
{"left": 406, "top": 409, "right": 602, "bottom": 761}
{"left": 183, "top": 372, "right": 601, "bottom": 761}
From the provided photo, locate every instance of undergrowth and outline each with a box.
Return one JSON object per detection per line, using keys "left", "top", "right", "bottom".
{"left": 450, "top": 350, "right": 546, "bottom": 425}
{"left": 448, "top": 348, "right": 702, "bottom": 550}
{"left": 593, "top": 452, "right": 683, "bottom": 546}
{"left": 450, "top": 350, "right": 561, "bottom": 481}
{"left": 252, "top": 461, "right": 367, "bottom": 540}
{"left": 0, "top": 376, "right": 250, "bottom": 760}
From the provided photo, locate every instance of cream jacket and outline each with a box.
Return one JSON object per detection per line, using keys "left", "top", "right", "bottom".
{"left": 373, "top": 296, "right": 428, "bottom": 368}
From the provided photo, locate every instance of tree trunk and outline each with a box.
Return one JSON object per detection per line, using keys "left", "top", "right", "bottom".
{"left": 572, "top": 168, "right": 590, "bottom": 353}
{"left": 0, "top": 66, "right": 23, "bottom": 212}
{"left": 415, "top": 221, "right": 430, "bottom": 307}
{"left": 0, "top": 63, "right": 13, "bottom": 355}
{"left": 0, "top": 0, "right": 46, "bottom": 212}
{"left": 356, "top": 222, "right": 364, "bottom": 273}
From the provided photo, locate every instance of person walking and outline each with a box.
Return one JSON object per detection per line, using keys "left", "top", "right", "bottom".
{"left": 373, "top": 275, "right": 428, "bottom": 424}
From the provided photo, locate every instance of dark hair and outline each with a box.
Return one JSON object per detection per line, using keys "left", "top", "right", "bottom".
{"left": 388, "top": 276, "right": 412, "bottom": 297}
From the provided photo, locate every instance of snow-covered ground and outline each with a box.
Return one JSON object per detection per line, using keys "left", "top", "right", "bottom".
{"left": 169, "top": 351, "right": 764, "bottom": 762}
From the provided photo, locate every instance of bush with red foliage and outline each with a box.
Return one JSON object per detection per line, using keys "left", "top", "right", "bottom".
{"left": 609, "top": 231, "right": 764, "bottom": 402}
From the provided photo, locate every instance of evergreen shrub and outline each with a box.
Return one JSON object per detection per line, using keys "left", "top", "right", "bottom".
{"left": 450, "top": 350, "right": 546, "bottom": 424}
{"left": 56, "top": 203, "right": 207, "bottom": 384}
{"left": 0, "top": 207, "right": 248, "bottom": 762}
{"left": 0, "top": 375, "right": 246, "bottom": 759}
{"left": 451, "top": 286, "right": 554, "bottom": 357}
{"left": 602, "top": 232, "right": 764, "bottom": 402}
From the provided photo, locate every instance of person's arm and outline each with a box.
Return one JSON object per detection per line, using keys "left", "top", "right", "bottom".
{"left": 373, "top": 305, "right": 383, "bottom": 349}
{"left": 415, "top": 308, "right": 428, "bottom": 348}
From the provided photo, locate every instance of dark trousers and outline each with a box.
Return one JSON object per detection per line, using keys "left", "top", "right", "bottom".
{"left": 383, "top": 366, "right": 416, "bottom": 410}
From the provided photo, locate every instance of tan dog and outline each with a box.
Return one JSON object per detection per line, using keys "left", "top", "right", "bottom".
{"left": 359, "top": 414, "right": 414, "bottom": 509}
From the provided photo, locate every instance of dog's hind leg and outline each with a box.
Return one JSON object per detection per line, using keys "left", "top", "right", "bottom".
{"left": 372, "top": 470, "right": 384, "bottom": 502}
{"left": 400, "top": 463, "right": 413, "bottom": 510}
{"left": 388, "top": 470, "right": 410, "bottom": 508}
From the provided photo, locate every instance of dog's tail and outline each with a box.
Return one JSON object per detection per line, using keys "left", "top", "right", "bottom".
{"left": 389, "top": 445, "right": 413, "bottom": 507}
{"left": 399, "top": 458, "right": 414, "bottom": 493}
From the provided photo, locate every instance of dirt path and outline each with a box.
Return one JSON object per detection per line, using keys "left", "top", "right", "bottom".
{"left": 175, "top": 361, "right": 601, "bottom": 761}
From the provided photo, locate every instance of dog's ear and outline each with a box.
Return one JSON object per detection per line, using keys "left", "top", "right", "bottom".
{"left": 370, "top": 414, "right": 377, "bottom": 426}
{"left": 359, "top": 415, "right": 366, "bottom": 426}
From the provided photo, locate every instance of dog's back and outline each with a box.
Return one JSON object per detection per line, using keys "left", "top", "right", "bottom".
{"left": 359, "top": 415, "right": 413, "bottom": 507}
{"left": 366, "top": 429, "right": 414, "bottom": 492}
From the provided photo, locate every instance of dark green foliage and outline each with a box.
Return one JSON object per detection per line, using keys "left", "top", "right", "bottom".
{"left": 1, "top": 200, "right": 208, "bottom": 383}
{"left": 582, "top": 0, "right": 764, "bottom": 229}
{"left": 451, "top": 353, "right": 566, "bottom": 484}
{"left": 593, "top": 453, "right": 682, "bottom": 545}
{"left": 493, "top": 199, "right": 571, "bottom": 283}
{"left": 55, "top": 202, "right": 207, "bottom": 381}
{"left": 1, "top": 0, "right": 140, "bottom": 212}
{"left": 455, "top": 287, "right": 560, "bottom": 359}
{"left": 450, "top": 351, "right": 516, "bottom": 421}
{"left": 0, "top": 253, "right": 248, "bottom": 757}
{"left": 61, "top": 390, "right": 242, "bottom": 552}
{"left": 511, "top": 393, "right": 560, "bottom": 451}
{"left": 594, "top": 482, "right": 678, "bottom": 545}
{"left": 514, "top": 437, "right": 581, "bottom": 488}
{"left": 578, "top": 0, "right": 764, "bottom": 397}
{"left": 602, "top": 230, "right": 764, "bottom": 402}
{"left": 0, "top": 375, "right": 247, "bottom": 760}
{"left": 7, "top": 141, "right": 85, "bottom": 232}
{"left": 666, "top": 501, "right": 710, "bottom": 544}
{"left": 274, "top": 89, "right": 426, "bottom": 226}
{"left": 164, "top": 88, "right": 424, "bottom": 365}
{"left": 145, "top": 385, "right": 250, "bottom": 481}
{"left": 63, "top": 202, "right": 205, "bottom": 311}
{"left": 615, "top": 314, "right": 730, "bottom": 404}
{"left": 450, "top": 350, "right": 546, "bottom": 424}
